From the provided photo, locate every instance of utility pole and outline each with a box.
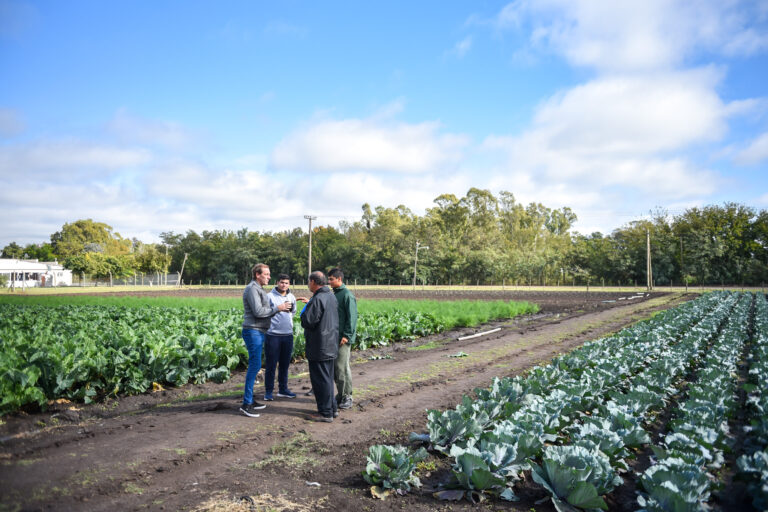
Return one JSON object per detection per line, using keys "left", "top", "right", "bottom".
{"left": 412, "top": 241, "right": 429, "bottom": 290}
{"left": 304, "top": 215, "right": 317, "bottom": 280}
{"left": 177, "top": 253, "right": 188, "bottom": 287}
{"left": 646, "top": 230, "right": 653, "bottom": 291}
{"left": 680, "top": 236, "right": 687, "bottom": 292}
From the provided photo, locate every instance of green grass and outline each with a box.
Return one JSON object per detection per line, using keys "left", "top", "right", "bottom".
{"left": 360, "top": 299, "right": 538, "bottom": 328}
{"left": 0, "top": 294, "right": 241, "bottom": 310}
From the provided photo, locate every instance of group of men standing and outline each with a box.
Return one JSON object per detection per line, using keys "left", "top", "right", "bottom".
{"left": 239, "top": 263, "right": 357, "bottom": 423}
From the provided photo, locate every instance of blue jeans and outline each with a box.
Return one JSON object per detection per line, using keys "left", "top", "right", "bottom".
{"left": 264, "top": 333, "right": 294, "bottom": 393}
{"left": 242, "top": 328, "right": 265, "bottom": 406}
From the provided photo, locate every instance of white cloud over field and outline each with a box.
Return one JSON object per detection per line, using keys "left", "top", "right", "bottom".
{"left": 0, "top": 139, "right": 150, "bottom": 178}
{"left": 476, "top": 0, "right": 767, "bottom": 231}
{"left": 496, "top": 0, "right": 768, "bottom": 71}
{"left": 107, "top": 109, "right": 199, "bottom": 150}
{"left": 270, "top": 114, "right": 469, "bottom": 174}
{"left": 735, "top": 132, "right": 768, "bottom": 165}
{"left": 0, "top": 107, "right": 25, "bottom": 137}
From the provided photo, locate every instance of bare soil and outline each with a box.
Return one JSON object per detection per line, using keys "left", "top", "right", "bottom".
{"left": 1, "top": 290, "right": 692, "bottom": 512}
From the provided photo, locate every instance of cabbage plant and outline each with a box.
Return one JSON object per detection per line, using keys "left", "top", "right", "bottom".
{"left": 362, "top": 444, "right": 428, "bottom": 499}
{"left": 529, "top": 445, "right": 621, "bottom": 512}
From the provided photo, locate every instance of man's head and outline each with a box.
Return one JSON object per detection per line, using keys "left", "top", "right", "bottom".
{"left": 308, "top": 271, "right": 327, "bottom": 293}
{"left": 275, "top": 273, "right": 290, "bottom": 294}
{"left": 252, "top": 263, "right": 271, "bottom": 286}
{"left": 328, "top": 267, "right": 344, "bottom": 289}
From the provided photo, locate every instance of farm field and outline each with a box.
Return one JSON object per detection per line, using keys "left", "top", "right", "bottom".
{"left": 0, "top": 297, "right": 537, "bottom": 414}
{"left": 0, "top": 289, "right": 703, "bottom": 511}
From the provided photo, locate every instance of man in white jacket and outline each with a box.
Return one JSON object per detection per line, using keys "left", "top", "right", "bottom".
{"left": 264, "top": 274, "right": 305, "bottom": 401}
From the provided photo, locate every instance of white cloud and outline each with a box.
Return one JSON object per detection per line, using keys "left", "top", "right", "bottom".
{"left": 320, "top": 172, "right": 469, "bottom": 216}
{"left": 0, "top": 139, "right": 151, "bottom": 179}
{"left": 497, "top": 0, "right": 768, "bottom": 71}
{"left": 0, "top": 107, "right": 25, "bottom": 137}
{"left": 484, "top": 0, "right": 768, "bottom": 233}
{"left": 144, "top": 160, "right": 303, "bottom": 217}
{"left": 107, "top": 109, "right": 197, "bottom": 150}
{"left": 735, "top": 131, "right": 768, "bottom": 165}
{"left": 270, "top": 114, "right": 469, "bottom": 173}
{"left": 528, "top": 69, "right": 727, "bottom": 156}
{"left": 478, "top": 66, "right": 731, "bottom": 232}
{"left": 451, "top": 36, "right": 473, "bottom": 58}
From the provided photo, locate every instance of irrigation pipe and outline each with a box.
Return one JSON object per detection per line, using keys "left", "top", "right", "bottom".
{"left": 457, "top": 327, "right": 501, "bottom": 341}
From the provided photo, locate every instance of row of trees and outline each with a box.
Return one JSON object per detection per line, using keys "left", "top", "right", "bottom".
{"left": 4, "top": 190, "right": 767, "bottom": 286}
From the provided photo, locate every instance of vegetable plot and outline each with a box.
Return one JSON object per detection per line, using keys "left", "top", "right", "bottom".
{"left": 737, "top": 292, "right": 768, "bottom": 509}
{"left": 397, "top": 291, "right": 765, "bottom": 509}
{"left": 0, "top": 299, "right": 536, "bottom": 414}
{"left": 0, "top": 305, "right": 244, "bottom": 414}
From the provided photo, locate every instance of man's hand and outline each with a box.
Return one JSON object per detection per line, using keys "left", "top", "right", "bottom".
{"left": 296, "top": 296, "right": 309, "bottom": 302}
{"left": 277, "top": 302, "right": 292, "bottom": 312}
{"left": 340, "top": 337, "right": 348, "bottom": 345}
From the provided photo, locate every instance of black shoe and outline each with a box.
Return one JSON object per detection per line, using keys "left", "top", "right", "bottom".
{"left": 338, "top": 396, "right": 353, "bottom": 409}
{"left": 304, "top": 388, "right": 314, "bottom": 396}
{"left": 239, "top": 404, "right": 261, "bottom": 418}
{"left": 306, "top": 413, "right": 333, "bottom": 423}
{"left": 251, "top": 401, "right": 267, "bottom": 410}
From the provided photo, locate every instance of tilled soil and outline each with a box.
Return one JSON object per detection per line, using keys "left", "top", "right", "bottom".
{"left": 0, "top": 290, "right": 688, "bottom": 512}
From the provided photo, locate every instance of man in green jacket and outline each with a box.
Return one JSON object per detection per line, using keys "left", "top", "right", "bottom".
{"left": 328, "top": 267, "right": 357, "bottom": 409}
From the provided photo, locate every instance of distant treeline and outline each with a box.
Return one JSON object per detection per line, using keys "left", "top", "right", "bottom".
{"left": 3, "top": 189, "right": 767, "bottom": 286}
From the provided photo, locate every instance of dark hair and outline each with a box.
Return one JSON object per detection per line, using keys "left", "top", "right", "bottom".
{"left": 252, "top": 263, "right": 269, "bottom": 278}
{"left": 309, "top": 271, "right": 327, "bottom": 286}
{"left": 277, "top": 273, "right": 290, "bottom": 282}
{"left": 328, "top": 267, "right": 344, "bottom": 280}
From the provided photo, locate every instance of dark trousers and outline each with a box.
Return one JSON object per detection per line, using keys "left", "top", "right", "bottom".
{"left": 308, "top": 359, "right": 337, "bottom": 418}
{"left": 264, "top": 333, "right": 293, "bottom": 393}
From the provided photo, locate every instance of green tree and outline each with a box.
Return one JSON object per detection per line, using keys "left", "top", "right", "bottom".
{"left": 23, "top": 243, "right": 57, "bottom": 261}
{"left": 673, "top": 203, "right": 756, "bottom": 285}
{"left": 1, "top": 242, "right": 24, "bottom": 259}
{"left": 52, "top": 219, "right": 131, "bottom": 258}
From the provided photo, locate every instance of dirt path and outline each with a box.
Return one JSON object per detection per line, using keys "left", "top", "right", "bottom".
{"left": 0, "top": 293, "right": 687, "bottom": 512}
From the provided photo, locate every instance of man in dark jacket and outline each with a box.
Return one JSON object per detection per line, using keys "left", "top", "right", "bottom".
{"left": 328, "top": 267, "right": 357, "bottom": 410}
{"left": 300, "top": 271, "right": 339, "bottom": 422}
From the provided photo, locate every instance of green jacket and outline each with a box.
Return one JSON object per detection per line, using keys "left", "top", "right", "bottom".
{"left": 333, "top": 284, "right": 357, "bottom": 345}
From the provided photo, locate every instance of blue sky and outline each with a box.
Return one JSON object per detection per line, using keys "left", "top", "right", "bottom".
{"left": 1, "top": 0, "right": 768, "bottom": 247}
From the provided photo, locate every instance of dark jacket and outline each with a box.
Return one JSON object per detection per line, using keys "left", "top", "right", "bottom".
{"left": 333, "top": 284, "right": 357, "bottom": 345}
{"left": 300, "top": 286, "right": 339, "bottom": 361}
{"left": 242, "top": 280, "right": 278, "bottom": 331}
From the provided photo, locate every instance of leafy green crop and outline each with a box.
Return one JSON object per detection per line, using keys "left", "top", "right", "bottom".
{"left": 1, "top": 298, "right": 537, "bottom": 414}
{"left": 362, "top": 445, "right": 428, "bottom": 499}
{"left": 0, "top": 304, "right": 244, "bottom": 413}
{"left": 530, "top": 445, "right": 621, "bottom": 512}
{"left": 403, "top": 291, "right": 756, "bottom": 507}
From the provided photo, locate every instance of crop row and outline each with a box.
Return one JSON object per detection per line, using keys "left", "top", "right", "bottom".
{"left": 0, "top": 300, "right": 536, "bottom": 414}
{"left": 635, "top": 292, "right": 751, "bottom": 510}
{"left": 366, "top": 292, "right": 758, "bottom": 508}
{"left": 737, "top": 293, "right": 768, "bottom": 509}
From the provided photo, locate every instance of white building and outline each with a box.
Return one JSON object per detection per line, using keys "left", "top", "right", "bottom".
{"left": 0, "top": 258, "right": 73, "bottom": 288}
